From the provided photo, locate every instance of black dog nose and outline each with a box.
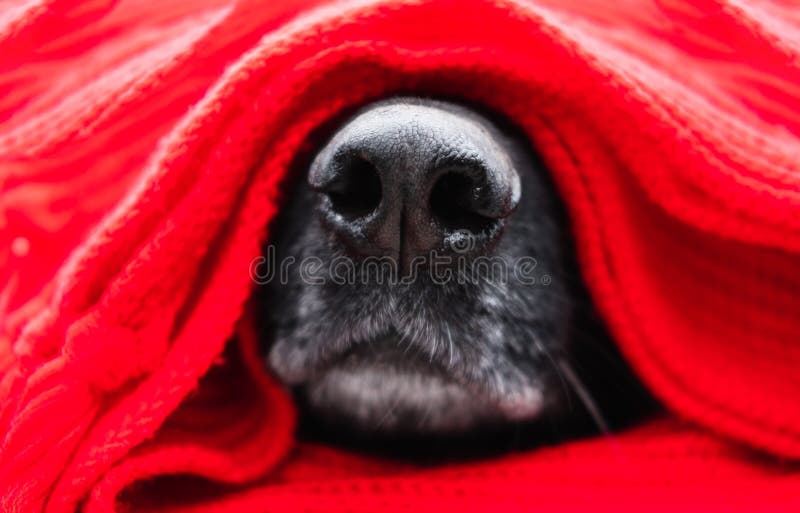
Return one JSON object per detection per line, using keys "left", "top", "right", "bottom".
{"left": 309, "top": 99, "right": 521, "bottom": 264}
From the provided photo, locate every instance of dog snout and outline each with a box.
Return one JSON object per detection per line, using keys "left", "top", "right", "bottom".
{"left": 309, "top": 99, "right": 521, "bottom": 264}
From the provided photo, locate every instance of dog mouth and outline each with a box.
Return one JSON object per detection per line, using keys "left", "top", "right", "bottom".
{"left": 272, "top": 328, "right": 546, "bottom": 434}
{"left": 331, "top": 331, "right": 453, "bottom": 376}
{"left": 260, "top": 97, "right": 580, "bottom": 436}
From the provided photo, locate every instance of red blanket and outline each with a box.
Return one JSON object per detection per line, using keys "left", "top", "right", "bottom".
{"left": 2, "top": 0, "right": 800, "bottom": 511}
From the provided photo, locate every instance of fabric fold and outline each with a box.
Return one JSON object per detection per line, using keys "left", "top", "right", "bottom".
{"left": 1, "top": 0, "right": 799, "bottom": 511}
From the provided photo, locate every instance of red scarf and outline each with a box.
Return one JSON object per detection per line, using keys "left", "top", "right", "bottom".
{"left": 2, "top": 1, "right": 799, "bottom": 511}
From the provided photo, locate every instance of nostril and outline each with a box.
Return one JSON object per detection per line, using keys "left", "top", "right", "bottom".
{"left": 325, "top": 154, "right": 382, "bottom": 219}
{"left": 430, "top": 171, "right": 496, "bottom": 234}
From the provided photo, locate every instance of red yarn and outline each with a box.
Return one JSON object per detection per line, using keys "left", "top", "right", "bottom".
{"left": 1, "top": 0, "right": 799, "bottom": 511}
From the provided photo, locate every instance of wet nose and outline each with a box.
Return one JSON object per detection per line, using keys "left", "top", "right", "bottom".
{"left": 309, "top": 99, "right": 521, "bottom": 265}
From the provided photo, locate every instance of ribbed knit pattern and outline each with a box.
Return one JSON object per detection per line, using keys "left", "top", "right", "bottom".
{"left": 1, "top": 1, "right": 799, "bottom": 511}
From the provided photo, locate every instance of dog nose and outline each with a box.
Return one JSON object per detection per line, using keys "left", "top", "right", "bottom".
{"left": 309, "top": 99, "right": 521, "bottom": 264}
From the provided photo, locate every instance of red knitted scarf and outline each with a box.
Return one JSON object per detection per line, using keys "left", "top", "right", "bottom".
{"left": 2, "top": 1, "right": 799, "bottom": 511}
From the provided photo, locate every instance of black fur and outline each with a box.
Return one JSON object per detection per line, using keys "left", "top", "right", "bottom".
{"left": 256, "top": 98, "right": 656, "bottom": 458}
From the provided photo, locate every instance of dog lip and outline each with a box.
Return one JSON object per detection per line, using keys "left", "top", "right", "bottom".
{"left": 270, "top": 329, "right": 547, "bottom": 422}
{"left": 269, "top": 327, "right": 467, "bottom": 391}
{"left": 309, "top": 332, "right": 545, "bottom": 417}
{"left": 318, "top": 340, "right": 546, "bottom": 422}
{"left": 334, "top": 333, "right": 452, "bottom": 375}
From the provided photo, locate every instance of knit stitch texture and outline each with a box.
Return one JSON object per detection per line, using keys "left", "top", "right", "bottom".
{"left": 1, "top": 0, "right": 799, "bottom": 511}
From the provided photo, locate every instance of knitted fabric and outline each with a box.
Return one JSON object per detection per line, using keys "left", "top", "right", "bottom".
{"left": 1, "top": 0, "right": 799, "bottom": 511}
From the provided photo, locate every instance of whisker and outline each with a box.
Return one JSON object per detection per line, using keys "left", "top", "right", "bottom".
{"left": 375, "top": 393, "right": 403, "bottom": 429}
{"left": 430, "top": 325, "right": 438, "bottom": 363}
{"left": 444, "top": 323, "right": 456, "bottom": 368}
{"left": 394, "top": 313, "right": 416, "bottom": 355}
{"left": 557, "top": 357, "right": 610, "bottom": 436}
{"left": 417, "top": 400, "right": 435, "bottom": 430}
{"left": 530, "top": 333, "right": 572, "bottom": 413}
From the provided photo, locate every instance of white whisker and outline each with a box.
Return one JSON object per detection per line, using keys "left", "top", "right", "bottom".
{"left": 558, "top": 357, "right": 610, "bottom": 435}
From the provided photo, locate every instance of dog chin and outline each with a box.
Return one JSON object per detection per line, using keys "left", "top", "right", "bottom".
{"left": 296, "top": 338, "right": 546, "bottom": 434}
